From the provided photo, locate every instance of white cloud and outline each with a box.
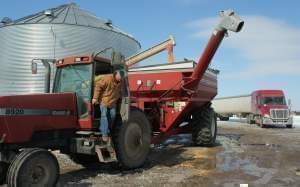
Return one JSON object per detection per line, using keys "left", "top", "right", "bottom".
{"left": 187, "top": 15, "right": 300, "bottom": 78}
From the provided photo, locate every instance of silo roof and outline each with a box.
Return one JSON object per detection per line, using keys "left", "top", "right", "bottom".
{"left": 0, "top": 3, "right": 140, "bottom": 46}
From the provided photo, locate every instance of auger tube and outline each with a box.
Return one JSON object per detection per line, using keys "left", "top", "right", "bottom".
{"left": 191, "top": 10, "right": 244, "bottom": 81}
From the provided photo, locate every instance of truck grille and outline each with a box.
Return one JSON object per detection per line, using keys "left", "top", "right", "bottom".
{"left": 270, "top": 109, "right": 289, "bottom": 119}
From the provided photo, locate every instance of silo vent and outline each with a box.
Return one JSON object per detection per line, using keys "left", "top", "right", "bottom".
{"left": 105, "top": 19, "right": 113, "bottom": 27}
{"left": 1, "top": 17, "right": 13, "bottom": 24}
{"left": 44, "top": 9, "right": 54, "bottom": 17}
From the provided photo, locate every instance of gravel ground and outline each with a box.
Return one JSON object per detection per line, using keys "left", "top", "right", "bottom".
{"left": 55, "top": 121, "right": 300, "bottom": 187}
{"left": 2, "top": 121, "right": 300, "bottom": 186}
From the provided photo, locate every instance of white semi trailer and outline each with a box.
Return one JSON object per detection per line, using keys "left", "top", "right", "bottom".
{"left": 212, "top": 95, "right": 251, "bottom": 121}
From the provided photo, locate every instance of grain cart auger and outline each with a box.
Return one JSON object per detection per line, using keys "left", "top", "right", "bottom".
{"left": 0, "top": 10, "right": 243, "bottom": 186}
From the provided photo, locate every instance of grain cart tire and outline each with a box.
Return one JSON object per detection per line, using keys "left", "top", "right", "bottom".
{"left": 0, "top": 162, "right": 9, "bottom": 185}
{"left": 113, "top": 109, "right": 151, "bottom": 169}
{"left": 7, "top": 148, "right": 59, "bottom": 187}
{"left": 192, "top": 107, "right": 217, "bottom": 146}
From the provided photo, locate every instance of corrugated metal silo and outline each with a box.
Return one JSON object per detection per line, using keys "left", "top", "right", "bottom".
{"left": 0, "top": 3, "right": 140, "bottom": 95}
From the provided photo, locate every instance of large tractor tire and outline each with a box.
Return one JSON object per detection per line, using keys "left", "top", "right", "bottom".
{"left": 0, "top": 161, "right": 9, "bottom": 185}
{"left": 113, "top": 109, "right": 151, "bottom": 169}
{"left": 7, "top": 148, "right": 59, "bottom": 187}
{"left": 192, "top": 106, "right": 217, "bottom": 146}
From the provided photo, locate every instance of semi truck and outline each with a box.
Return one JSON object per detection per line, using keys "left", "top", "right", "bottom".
{"left": 212, "top": 90, "right": 293, "bottom": 128}
{"left": 0, "top": 10, "right": 244, "bottom": 186}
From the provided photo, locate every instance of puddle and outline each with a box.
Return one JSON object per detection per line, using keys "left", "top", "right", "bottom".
{"left": 154, "top": 133, "right": 281, "bottom": 185}
{"left": 216, "top": 134, "right": 278, "bottom": 185}
{"left": 154, "top": 134, "right": 193, "bottom": 149}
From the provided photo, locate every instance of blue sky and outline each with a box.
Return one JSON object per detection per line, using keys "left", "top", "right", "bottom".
{"left": 1, "top": 0, "right": 300, "bottom": 110}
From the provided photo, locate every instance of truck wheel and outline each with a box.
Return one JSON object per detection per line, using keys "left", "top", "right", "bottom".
{"left": 286, "top": 125, "right": 293, "bottom": 128}
{"left": 259, "top": 118, "right": 266, "bottom": 128}
{"left": 0, "top": 162, "right": 9, "bottom": 185}
{"left": 192, "top": 106, "right": 217, "bottom": 146}
{"left": 113, "top": 109, "right": 151, "bottom": 169}
{"left": 7, "top": 148, "right": 59, "bottom": 187}
{"left": 219, "top": 116, "right": 229, "bottom": 121}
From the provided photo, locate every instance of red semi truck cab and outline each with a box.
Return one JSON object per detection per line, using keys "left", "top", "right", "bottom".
{"left": 213, "top": 89, "right": 293, "bottom": 128}
{"left": 251, "top": 90, "right": 293, "bottom": 127}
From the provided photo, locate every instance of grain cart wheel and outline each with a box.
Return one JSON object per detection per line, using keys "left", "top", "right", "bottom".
{"left": 192, "top": 107, "right": 217, "bottom": 146}
{"left": 7, "top": 148, "right": 59, "bottom": 187}
{"left": 0, "top": 161, "right": 9, "bottom": 185}
{"left": 113, "top": 109, "right": 151, "bottom": 169}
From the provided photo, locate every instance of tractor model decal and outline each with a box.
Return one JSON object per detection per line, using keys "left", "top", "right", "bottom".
{"left": 0, "top": 108, "right": 71, "bottom": 116}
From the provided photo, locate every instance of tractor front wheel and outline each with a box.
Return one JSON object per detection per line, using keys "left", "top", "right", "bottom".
{"left": 192, "top": 106, "right": 217, "bottom": 146}
{"left": 113, "top": 109, "right": 151, "bottom": 169}
{"left": 7, "top": 148, "right": 59, "bottom": 187}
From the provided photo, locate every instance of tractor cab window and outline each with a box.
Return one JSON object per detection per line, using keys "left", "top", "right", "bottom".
{"left": 53, "top": 64, "right": 92, "bottom": 118}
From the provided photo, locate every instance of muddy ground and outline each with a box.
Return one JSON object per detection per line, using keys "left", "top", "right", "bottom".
{"left": 2, "top": 121, "right": 300, "bottom": 187}
{"left": 54, "top": 121, "right": 300, "bottom": 187}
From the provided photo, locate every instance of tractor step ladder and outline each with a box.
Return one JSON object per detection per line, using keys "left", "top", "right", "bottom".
{"left": 95, "top": 138, "right": 117, "bottom": 163}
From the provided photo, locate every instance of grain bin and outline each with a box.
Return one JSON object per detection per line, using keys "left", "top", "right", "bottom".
{"left": 0, "top": 3, "right": 140, "bottom": 95}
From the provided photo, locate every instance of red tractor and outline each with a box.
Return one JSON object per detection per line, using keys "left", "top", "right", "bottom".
{"left": 0, "top": 10, "right": 243, "bottom": 186}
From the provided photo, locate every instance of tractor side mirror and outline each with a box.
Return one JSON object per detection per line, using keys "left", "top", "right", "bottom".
{"left": 31, "top": 61, "right": 38, "bottom": 74}
{"left": 111, "top": 51, "right": 125, "bottom": 65}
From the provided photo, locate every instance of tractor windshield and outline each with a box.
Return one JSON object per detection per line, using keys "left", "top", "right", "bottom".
{"left": 53, "top": 64, "right": 92, "bottom": 118}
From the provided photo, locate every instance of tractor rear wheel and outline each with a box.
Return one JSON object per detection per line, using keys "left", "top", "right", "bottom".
{"left": 113, "top": 109, "right": 151, "bottom": 169}
{"left": 0, "top": 161, "right": 9, "bottom": 185}
{"left": 192, "top": 106, "right": 217, "bottom": 146}
{"left": 7, "top": 148, "right": 59, "bottom": 187}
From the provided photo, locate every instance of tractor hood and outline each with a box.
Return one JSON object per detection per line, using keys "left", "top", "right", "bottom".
{"left": 0, "top": 93, "right": 78, "bottom": 144}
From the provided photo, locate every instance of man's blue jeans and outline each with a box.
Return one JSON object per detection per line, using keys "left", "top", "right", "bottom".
{"left": 100, "top": 105, "right": 116, "bottom": 136}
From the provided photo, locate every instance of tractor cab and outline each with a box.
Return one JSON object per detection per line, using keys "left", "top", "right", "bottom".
{"left": 32, "top": 49, "right": 129, "bottom": 132}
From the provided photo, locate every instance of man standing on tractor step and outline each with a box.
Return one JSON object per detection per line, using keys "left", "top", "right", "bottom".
{"left": 92, "top": 71, "right": 123, "bottom": 142}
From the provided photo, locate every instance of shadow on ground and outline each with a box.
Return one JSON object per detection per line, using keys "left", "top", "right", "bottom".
{"left": 58, "top": 134, "right": 221, "bottom": 186}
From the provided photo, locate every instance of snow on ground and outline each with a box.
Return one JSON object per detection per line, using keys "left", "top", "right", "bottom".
{"left": 227, "top": 116, "right": 300, "bottom": 128}
{"left": 293, "top": 115, "right": 300, "bottom": 128}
